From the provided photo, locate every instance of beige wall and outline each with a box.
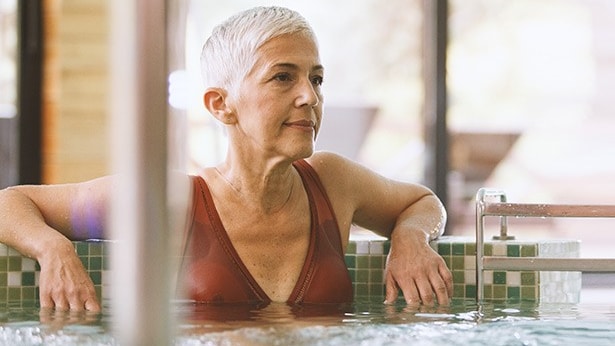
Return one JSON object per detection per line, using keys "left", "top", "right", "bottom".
{"left": 43, "top": 0, "right": 109, "bottom": 183}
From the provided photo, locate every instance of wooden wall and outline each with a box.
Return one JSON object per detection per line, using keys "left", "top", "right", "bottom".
{"left": 42, "top": 0, "right": 109, "bottom": 183}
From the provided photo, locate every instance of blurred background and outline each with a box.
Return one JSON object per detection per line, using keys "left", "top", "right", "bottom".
{"left": 1, "top": 0, "right": 614, "bottom": 256}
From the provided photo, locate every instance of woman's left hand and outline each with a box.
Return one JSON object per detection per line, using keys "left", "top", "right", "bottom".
{"left": 384, "top": 232, "right": 453, "bottom": 306}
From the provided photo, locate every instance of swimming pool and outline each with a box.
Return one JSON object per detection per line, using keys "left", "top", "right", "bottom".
{"left": 1, "top": 297, "right": 614, "bottom": 345}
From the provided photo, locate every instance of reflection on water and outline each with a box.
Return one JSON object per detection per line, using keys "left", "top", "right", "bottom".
{"left": 1, "top": 298, "right": 615, "bottom": 345}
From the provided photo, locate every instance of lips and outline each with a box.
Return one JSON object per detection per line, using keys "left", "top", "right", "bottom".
{"left": 284, "top": 119, "right": 315, "bottom": 129}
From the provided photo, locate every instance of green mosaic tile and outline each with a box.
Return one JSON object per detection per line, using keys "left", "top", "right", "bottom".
{"left": 521, "top": 286, "right": 537, "bottom": 299}
{"left": 7, "top": 257, "right": 21, "bottom": 272}
{"left": 451, "top": 256, "right": 464, "bottom": 270}
{"left": 8, "top": 287, "right": 20, "bottom": 300}
{"left": 507, "top": 286, "right": 520, "bottom": 299}
{"left": 484, "top": 243, "right": 492, "bottom": 256}
{"left": 0, "top": 257, "right": 7, "bottom": 272}
{"left": 347, "top": 268, "right": 356, "bottom": 281}
{"left": 452, "top": 270, "right": 465, "bottom": 284}
{"left": 346, "top": 242, "right": 356, "bottom": 254}
{"left": 90, "top": 271, "right": 102, "bottom": 285}
{"left": 21, "top": 272, "right": 35, "bottom": 286}
{"left": 356, "top": 256, "right": 369, "bottom": 268}
{"left": 0, "top": 273, "right": 6, "bottom": 286}
{"left": 452, "top": 243, "right": 465, "bottom": 256}
{"left": 356, "top": 269, "right": 369, "bottom": 282}
{"left": 369, "top": 256, "right": 383, "bottom": 269}
{"left": 355, "top": 283, "right": 368, "bottom": 296}
{"left": 89, "top": 243, "right": 103, "bottom": 256}
{"left": 371, "top": 270, "right": 383, "bottom": 283}
{"left": 483, "top": 285, "right": 493, "bottom": 299}
{"left": 442, "top": 256, "right": 451, "bottom": 269}
{"left": 494, "top": 271, "right": 506, "bottom": 284}
{"left": 507, "top": 245, "right": 520, "bottom": 257}
{"left": 521, "top": 272, "right": 536, "bottom": 285}
{"left": 344, "top": 255, "right": 356, "bottom": 268}
{"left": 22, "top": 287, "right": 36, "bottom": 300}
{"left": 369, "top": 283, "right": 384, "bottom": 297}
{"left": 453, "top": 284, "right": 465, "bottom": 298}
{"left": 79, "top": 257, "right": 88, "bottom": 268}
{"left": 437, "top": 243, "right": 451, "bottom": 256}
{"left": 0, "top": 288, "right": 6, "bottom": 301}
{"left": 465, "top": 285, "right": 476, "bottom": 298}
{"left": 465, "top": 243, "right": 476, "bottom": 256}
{"left": 493, "top": 285, "right": 506, "bottom": 299}
{"left": 76, "top": 242, "right": 89, "bottom": 256}
{"left": 521, "top": 245, "right": 537, "bottom": 257}
{"left": 383, "top": 241, "right": 391, "bottom": 255}
{"left": 89, "top": 257, "right": 103, "bottom": 271}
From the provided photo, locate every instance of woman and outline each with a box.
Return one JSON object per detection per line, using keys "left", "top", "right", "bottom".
{"left": 0, "top": 6, "right": 452, "bottom": 312}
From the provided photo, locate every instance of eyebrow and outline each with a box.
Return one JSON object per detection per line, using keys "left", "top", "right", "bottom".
{"left": 271, "top": 62, "right": 324, "bottom": 73}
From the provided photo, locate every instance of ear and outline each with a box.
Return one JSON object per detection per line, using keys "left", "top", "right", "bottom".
{"left": 203, "top": 88, "right": 236, "bottom": 124}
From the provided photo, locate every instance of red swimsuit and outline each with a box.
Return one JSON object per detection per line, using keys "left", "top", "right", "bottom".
{"left": 178, "top": 159, "right": 353, "bottom": 305}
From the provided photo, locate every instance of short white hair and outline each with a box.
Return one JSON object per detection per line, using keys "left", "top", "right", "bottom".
{"left": 200, "top": 6, "right": 317, "bottom": 95}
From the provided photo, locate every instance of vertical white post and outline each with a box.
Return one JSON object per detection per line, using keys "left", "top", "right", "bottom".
{"left": 109, "top": 0, "right": 171, "bottom": 345}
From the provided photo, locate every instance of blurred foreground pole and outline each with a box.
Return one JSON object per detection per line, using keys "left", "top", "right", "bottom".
{"left": 422, "top": 0, "right": 449, "bottom": 212}
{"left": 109, "top": 0, "right": 171, "bottom": 345}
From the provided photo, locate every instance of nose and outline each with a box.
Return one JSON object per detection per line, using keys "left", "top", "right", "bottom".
{"left": 296, "top": 78, "right": 320, "bottom": 108}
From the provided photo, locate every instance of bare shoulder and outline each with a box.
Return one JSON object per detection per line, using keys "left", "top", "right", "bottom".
{"left": 305, "top": 151, "right": 361, "bottom": 192}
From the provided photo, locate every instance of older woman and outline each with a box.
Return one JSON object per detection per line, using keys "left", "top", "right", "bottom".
{"left": 0, "top": 6, "right": 452, "bottom": 312}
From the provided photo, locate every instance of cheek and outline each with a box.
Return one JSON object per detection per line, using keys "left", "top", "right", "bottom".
{"left": 314, "top": 108, "right": 323, "bottom": 137}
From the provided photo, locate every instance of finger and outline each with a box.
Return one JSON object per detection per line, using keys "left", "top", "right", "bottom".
{"left": 68, "top": 293, "right": 86, "bottom": 312}
{"left": 430, "top": 275, "right": 450, "bottom": 306}
{"left": 53, "top": 293, "right": 70, "bottom": 311}
{"left": 39, "top": 291, "right": 55, "bottom": 310}
{"left": 398, "top": 278, "right": 422, "bottom": 305}
{"left": 384, "top": 272, "right": 399, "bottom": 304}
{"left": 84, "top": 297, "right": 101, "bottom": 312}
{"left": 440, "top": 264, "right": 454, "bottom": 297}
{"left": 415, "top": 280, "right": 435, "bottom": 306}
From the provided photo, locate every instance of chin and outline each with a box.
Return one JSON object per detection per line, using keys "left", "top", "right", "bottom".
{"left": 294, "top": 144, "right": 314, "bottom": 160}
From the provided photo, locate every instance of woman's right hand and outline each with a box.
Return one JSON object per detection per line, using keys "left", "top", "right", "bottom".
{"left": 37, "top": 240, "right": 101, "bottom": 312}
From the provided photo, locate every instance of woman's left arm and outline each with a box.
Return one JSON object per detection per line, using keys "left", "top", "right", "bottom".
{"left": 382, "top": 193, "right": 453, "bottom": 306}
{"left": 309, "top": 152, "right": 453, "bottom": 306}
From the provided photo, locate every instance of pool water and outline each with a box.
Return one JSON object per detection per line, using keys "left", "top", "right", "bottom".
{"left": 1, "top": 298, "right": 614, "bottom": 345}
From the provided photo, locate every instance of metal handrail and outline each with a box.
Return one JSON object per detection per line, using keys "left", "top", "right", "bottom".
{"left": 475, "top": 188, "right": 615, "bottom": 301}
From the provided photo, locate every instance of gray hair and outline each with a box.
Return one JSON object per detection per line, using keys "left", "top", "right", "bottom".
{"left": 200, "top": 6, "right": 317, "bottom": 95}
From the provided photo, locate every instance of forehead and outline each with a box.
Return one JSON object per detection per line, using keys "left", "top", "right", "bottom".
{"left": 251, "top": 33, "right": 321, "bottom": 72}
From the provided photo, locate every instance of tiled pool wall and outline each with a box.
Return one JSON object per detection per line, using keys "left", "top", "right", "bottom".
{"left": 0, "top": 236, "right": 580, "bottom": 306}
{"left": 344, "top": 236, "right": 581, "bottom": 303}
{"left": 0, "top": 241, "right": 109, "bottom": 307}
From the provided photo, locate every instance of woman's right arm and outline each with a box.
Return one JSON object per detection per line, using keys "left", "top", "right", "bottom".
{"left": 0, "top": 176, "right": 113, "bottom": 311}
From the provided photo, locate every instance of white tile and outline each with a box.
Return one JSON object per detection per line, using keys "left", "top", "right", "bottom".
{"left": 356, "top": 241, "right": 369, "bottom": 255}
{"left": 492, "top": 243, "right": 507, "bottom": 256}
{"left": 369, "top": 241, "right": 384, "bottom": 255}
{"left": 21, "top": 258, "right": 36, "bottom": 271}
{"left": 464, "top": 256, "right": 476, "bottom": 270}
{"left": 507, "top": 272, "right": 521, "bottom": 286}
{"left": 7, "top": 272, "right": 21, "bottom": 287}
{"left": 465, "top": 270, "right": 476, "bottom": 285}
{"left": 483, "top": 270, "right": 493, "bottom": 285}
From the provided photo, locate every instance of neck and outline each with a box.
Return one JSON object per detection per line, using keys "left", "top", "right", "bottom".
{"left": 214, "top": 161, "right": 297, "bottom": 214}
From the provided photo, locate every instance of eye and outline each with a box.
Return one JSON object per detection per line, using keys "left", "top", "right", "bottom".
{"left": 273, "top": 73, "right": 293, "bottom": 83}
{"left": 311, "top": 75, "right": 324, "bottom": 86}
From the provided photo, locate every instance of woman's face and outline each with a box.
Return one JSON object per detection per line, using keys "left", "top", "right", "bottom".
{"left": 228, "top": 33, "right": 324, "bottom": 161}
